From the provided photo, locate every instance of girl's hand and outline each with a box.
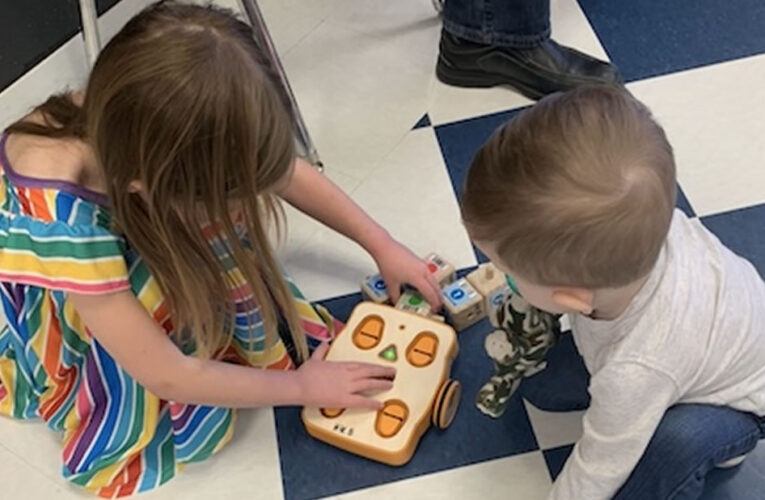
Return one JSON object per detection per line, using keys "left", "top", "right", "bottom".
{"left": 371, "top": 238, "right": 443, "bottom": 309}
{"left": 297, "top": 343, "right": 395, "bottom": 409}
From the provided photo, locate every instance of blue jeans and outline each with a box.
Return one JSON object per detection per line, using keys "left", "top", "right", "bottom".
{"left": 443, "top": 0, "right": 550, "bottom": 48}
{"left": 615, "top": 404, "right": 765, "bottom": 500}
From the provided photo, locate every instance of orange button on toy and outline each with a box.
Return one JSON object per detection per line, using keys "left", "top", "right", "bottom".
{"left": 320, "top": 408, "right": 344, "bottom": 418}
{"left": 375, "top": 400, "right": 409, "bottom": 438}
{"left": 406, "top": 332, "right": 439, "bottom": 367}
{"left": 352, "top": 315, "right": 385, "bottom": 350}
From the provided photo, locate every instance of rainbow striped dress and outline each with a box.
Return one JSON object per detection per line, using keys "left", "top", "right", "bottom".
{"left": 0, "top": 134, "right": 337, "bottom": 497}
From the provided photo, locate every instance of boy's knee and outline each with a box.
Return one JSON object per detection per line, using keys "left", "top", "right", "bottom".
{"left": 645, "top": 405, "right": 760, "bottom": 467}
{"left": 651, "top": 416, "right": 703, "bottom": 457}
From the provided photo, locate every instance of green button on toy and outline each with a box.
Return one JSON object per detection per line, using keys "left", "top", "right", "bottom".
{"left": 379, "top": 344, "right": 398, "bottom": 362}
{"left": 407, "top": 294, "right": 423, "bottom": 306}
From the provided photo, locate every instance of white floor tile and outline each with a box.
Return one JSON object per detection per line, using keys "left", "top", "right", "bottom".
{"left": 524, "top": 400, "right": 583, "bottom": 452}
{"left": 283, "top": 128, "right": 475, "bottom": 302}
{"left": 281, "top": 168, "right": 362, "bottom": 260}
{"left": 0, "top": 409, "right": 282, "bottom": 500}
{"left": 560, "top": 314, "right": 572, "bottom": 333}
{"left": 327, "top": 0, "right": 443, "bottom": 70}
{"left": 265, "top": 0, "right": 440, "bottom": 180}
{"left": 426, "top": 81, "right": 535, "bottom": 128}
{"left": 282, "top": 222, "right": 376, "bottom": 303}
{"left": 0, "top": 445, "right": 85, "bottom": 500}
{"left": 0, "top": 417, "right": 71, "bottom": 484}
{"left": 255, "top": 0, "right": 325, "bottom": 56}
{"left": 272, "top": 0, "right": 344, "bottom": 22}
{"left": 280, "top": 17, "right": 436, "bottom": 179}
{"left": 349, "top": 128, "right": 475, "bottom": 266}
{"left": 628, "top": 52, "right": 765, "bottom": 217}
{"left": 330, "top": 451, "right": 552, "bottom": 500}
{"left": 427, "top": 0, "right": 610, "bottom": 126}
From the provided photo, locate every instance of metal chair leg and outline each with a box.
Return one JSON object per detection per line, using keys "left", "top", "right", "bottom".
{"left": 78, "top": 0, "right": 101, "bottom": 66}
{"left": 238, "top": 0, "right": 325, "bottom": 172}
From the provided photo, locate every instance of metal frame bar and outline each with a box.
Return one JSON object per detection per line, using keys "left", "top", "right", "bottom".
{"left": 238, "top": 0, "right": 323, "bottom": 171}
{"left": 78, "top": 0, "right": 101, "bottom": 66}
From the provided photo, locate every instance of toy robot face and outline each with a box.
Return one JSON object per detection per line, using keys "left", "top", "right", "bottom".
{"left": 352, "top": 315, "right": 441, "bottom": 369}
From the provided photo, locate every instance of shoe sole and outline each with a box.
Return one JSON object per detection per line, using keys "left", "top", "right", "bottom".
{"left": 716, "top": 455, "right": 747, "bottom": 469}
{"left": 436, "top": 58, "right": 546, "bottom": 100}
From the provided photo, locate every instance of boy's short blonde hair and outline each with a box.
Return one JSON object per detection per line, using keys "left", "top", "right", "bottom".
{"left": 461, "top": 85, "right": 676, "bottom": 288}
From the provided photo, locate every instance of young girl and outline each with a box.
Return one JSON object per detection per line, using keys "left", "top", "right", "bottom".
{"left": 0, "top": 2, "right": 441, "bottom": 496}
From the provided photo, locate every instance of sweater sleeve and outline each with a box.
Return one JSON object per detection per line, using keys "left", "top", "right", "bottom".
{"left": 549, "top": 361, "right": 679, "bottom": 500}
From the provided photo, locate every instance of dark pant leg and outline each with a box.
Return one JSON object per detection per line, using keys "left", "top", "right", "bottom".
{"left": 614, "top": 404, "right": 765, "bottom": 500}
{"left": 443, "top": 0, "right": 550, "bottom": 47}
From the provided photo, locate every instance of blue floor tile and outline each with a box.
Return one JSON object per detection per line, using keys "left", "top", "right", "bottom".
{"left": 413, "top": 113, "right": 432, "bottom": 129}
{"left": 543, "top": 444, "right": 574, "bottom": 481}
{"left": 677, "top": 185, "right": 696, "bottom": 218}
{"left": 578, "top": 0, "right": 765, "bottom": 82}
{"left": 520, "top": 334, "right": 590, "bottom": 412}
{"left": 435, "top": 108, "right": 525, "bottom": 199}
{"left": 317, "top": 292, "right": 365, "bottom": 323}
{"left": 701, "top": 203, "right": 765, "bottom": 277}
{"left": 475, "top": 246, "right": 490, "bottom": 264}
{"left": 276, "top": 292, "right": 539, "bottom": 500}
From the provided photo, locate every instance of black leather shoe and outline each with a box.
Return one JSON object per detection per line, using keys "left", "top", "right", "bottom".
{"left": 436, "top": 30, "right": 622, "bottom": 99}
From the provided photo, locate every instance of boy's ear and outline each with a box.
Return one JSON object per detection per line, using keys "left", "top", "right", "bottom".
{"left": 127, "top": 180, "right": 143, "bottom": 193}
{"left": 551, "top": 288, "right": 595, "bottom": 315}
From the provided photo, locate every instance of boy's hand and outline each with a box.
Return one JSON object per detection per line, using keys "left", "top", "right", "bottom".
{"left": 370, "top": 238, "right": 443, "bottom": 309}
{"left": 297, "top": 343, "right": 395, "bottom": 409}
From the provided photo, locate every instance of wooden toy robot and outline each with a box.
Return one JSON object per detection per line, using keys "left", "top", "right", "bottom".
{"left": 302, "top": 302, "right": 461, "bottom": 465}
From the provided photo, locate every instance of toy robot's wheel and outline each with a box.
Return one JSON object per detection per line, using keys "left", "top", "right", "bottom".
{"left": 432, "top": 379, "right": 461, "bottom": 430}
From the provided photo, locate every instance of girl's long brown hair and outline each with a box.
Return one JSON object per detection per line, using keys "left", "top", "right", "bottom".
{"left": 6, "top": 1, "right": 308, "bottom": 361}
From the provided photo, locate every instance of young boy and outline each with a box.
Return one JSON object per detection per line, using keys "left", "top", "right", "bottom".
{"left": 461, "top": 85, "right": 765, "bottom": 499}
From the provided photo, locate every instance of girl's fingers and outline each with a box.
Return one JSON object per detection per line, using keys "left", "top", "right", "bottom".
{"left": 311, "top": 342, "right": 330, "bottom": 360}
{"left": 414, "top": 274, "right": 443, "bottom": 309}
{"left": 345, "top": 361, "right": 394, "bottom": 374}
{"left": 426, "top": 272, "right": 443, "bottom": 302}
{"left": 344, "top": 362, "right": 368, "bottom": 371}
{"left": 351, "top": 364, "right": 396, "bottom": 380}
{"left": 353, "top": 378, "right": 394, "bottom": 394}
{"left": 385, "top": 277, "right": 401, "bottom": 304}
